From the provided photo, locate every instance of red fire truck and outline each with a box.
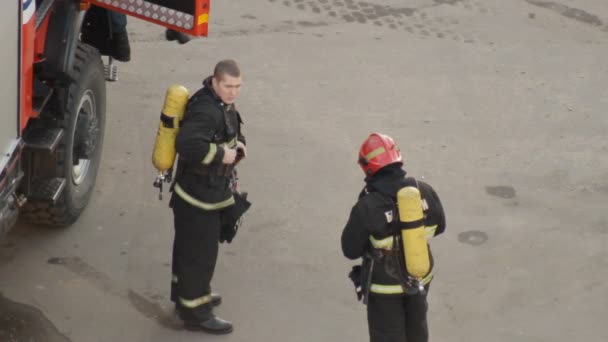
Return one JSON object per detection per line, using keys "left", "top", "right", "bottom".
{"left": 0, "top": 0, "right": 210, "bottom": 236}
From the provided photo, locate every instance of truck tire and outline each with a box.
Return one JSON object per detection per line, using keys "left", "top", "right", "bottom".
{"left": 21, "top": 43, "right": 106, "bottom": 226}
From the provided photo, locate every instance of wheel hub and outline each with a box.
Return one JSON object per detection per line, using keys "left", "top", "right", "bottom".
{"left": 72, "top": 90, "right": 98, "bottom": 185}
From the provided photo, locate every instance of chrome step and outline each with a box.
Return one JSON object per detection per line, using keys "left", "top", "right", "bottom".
{"left": 22, "top": 127, "right": 64, "bottom": 152}
{"left": 28, "top": 177, "right": 66, "bottom": 203}
{"left": 104, "top": 57, "right": 119, "bottom": 82}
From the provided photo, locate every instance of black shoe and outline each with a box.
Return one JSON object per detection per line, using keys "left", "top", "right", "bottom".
{"left": 165, "top": 29, "right": 191, "bottom": 44}
{"left": 184, "top": 316, "right": 233, "bottom": 334}
{"left": 111, "top": 31, "right": 131, "bottom": 62}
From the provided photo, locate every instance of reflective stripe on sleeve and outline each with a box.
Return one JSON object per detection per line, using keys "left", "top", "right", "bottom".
{"left": 202, "top": 143, "right": 218, "bottom": 165}
{"left": 425, "top": 225, "right": 437, "bottom": 239}
{"left": 224, "top": 137, "right": 237, "bottom": 148}
{"left": 229, "top": 137, "right": 237, "bottom": 148}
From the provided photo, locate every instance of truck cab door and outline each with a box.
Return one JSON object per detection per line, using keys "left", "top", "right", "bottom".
{"left": 87, "top": 0, "right": 210, "bottom": 36}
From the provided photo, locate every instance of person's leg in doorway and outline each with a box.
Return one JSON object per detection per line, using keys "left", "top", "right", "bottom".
{"left": 108, "top": 11, "right": 131, "bottom": 62}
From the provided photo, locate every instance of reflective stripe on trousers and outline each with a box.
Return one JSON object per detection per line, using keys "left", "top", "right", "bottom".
{"left": 179, "top": 294, "right": 212, "bottom": 308}
{"left": 175, "top": 270, "right": 212, "bottom": 309}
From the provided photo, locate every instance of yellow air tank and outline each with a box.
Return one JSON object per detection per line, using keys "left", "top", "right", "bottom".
{"left": 397, "top": 186, "right": 430, "bottom": 279}
{"left": 152, "top": 84, "right": 189, "bottom": 172}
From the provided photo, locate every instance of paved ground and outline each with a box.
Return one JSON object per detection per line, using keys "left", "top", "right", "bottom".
{"left": 1, "top": 0, "right": 608, "bottom": 341}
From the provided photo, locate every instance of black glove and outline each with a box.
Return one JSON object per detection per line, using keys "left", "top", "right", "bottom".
{"left": 219, "top": 219, "right": 237, "bottom": 243}
{"left": 219, "top": 192, "right": 252, "bottom": 244}
{"left": 348, "top": 265, "right": 363, "bottom": 301}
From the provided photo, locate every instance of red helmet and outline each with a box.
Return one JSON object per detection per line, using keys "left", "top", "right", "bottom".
{"left": 358, "top": 133, "right": 402, "bottom": 176}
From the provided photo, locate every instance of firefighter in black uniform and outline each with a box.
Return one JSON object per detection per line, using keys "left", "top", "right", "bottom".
{"left": 341, "top": 133, "right": 446, "bottom": 342}
{"left": 169, "top": 60, "right": 247, "bottom": 334}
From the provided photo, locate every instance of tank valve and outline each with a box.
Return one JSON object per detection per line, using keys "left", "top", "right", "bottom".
{"left": 152, "top": 169, "right": 173, "bottom": 201}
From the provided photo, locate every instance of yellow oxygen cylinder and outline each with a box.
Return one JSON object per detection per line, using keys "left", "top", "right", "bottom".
{"left": 152, "top": 84, "right": 189, "bottom": 172}
{"left": 397, "top": 186, "right": 430, "bottom": 279}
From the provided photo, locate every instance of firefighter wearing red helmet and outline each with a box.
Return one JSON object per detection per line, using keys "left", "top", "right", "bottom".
{"left": 341, "top": 133, "right": 446, "bottom": 342}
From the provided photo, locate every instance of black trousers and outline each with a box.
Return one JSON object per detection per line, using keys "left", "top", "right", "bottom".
{"left": 170, "top": 194, "right": 221, "bottom": 321}
{"left": 367, "top": 287, "right": 430, "bottom": 342}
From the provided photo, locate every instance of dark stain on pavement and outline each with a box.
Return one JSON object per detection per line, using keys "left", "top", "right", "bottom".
{"left": 594, "top": 183, "right": 608, "bottom": 194}
{"left": 594, "top": 217, "right": 608, "bottom": 235}
{"left": 486, "top": 186, "right": 516, "bottom": 199}
{"left": 207, "top": 20, "right": 330, "bottom": 38}
{"left": 458, "top": 230, "right": 489, "bottom": 246}
{"left": 128, "top": 290, "right": 183, "bottom": 330}
{"left": 268, "top": 0, "right": 490, "bottom": 44}
{"left": 526, "top": 0, "right": 605, "bottom": 29}
{"left": 48, "top": 257, "right": 180, "bottom": 330}
{"left": 0, "top": 293, "right": 71, "bottom": 342}
{"left": 280, "top": 0, "right": 418, "bottom": 24}
{"left": 48, "top": 257, "right": 120, "bottom": 296}
{"left": 0, "top": 241, "right": 17, "bottom": 267}
{"left": 298, "top": 20, "right": 329, "bottom": 27}
{"left": 434, "top": 0, "right": 463, "bottom": 5}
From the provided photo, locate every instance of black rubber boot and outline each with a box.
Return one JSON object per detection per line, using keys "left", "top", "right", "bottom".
{"left": 111, "top": 31, "right": 131, "bottom": 62}
{"left": 165, "top": 29, "right": 191, "bottom": 44}
{"left": 184, "top": 316, "right": 233, "bottom": 334}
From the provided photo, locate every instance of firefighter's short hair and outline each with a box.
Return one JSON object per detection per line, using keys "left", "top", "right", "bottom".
{"left": 214, "top": 60, "right": 241, "bottom": 80}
